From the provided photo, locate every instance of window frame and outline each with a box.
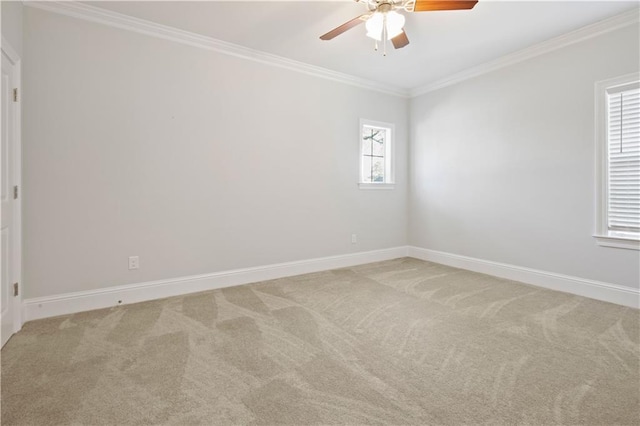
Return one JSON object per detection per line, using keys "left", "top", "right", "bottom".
{"left": 359, "top": 119, "right": 395, "bottom": 190}
{"left": 594, "top": 73, "right": 640, "bottom": 250}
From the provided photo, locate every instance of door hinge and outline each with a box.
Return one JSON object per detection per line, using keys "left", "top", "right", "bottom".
{"left": 13, "top": 88, "right": 17, "bottom": 102}
{"left": 13, "top": 283, "right": 18, "bottom": 297}
{"left": 13, "top": 185, "right": 18, "bottom": 200}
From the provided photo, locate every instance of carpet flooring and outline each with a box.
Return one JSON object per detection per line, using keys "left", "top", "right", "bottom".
{"left": 1, "top": 257, "right": 639, "bottom": 425}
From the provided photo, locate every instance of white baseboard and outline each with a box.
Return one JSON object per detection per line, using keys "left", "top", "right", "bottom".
{"left": 23, "top": 246, "right": 409, "bottom": 321}
{"left": 22, "top": 245, "right": 638, "bottom": 322}
{"left": 408, "top": 246, "right": 640, "bottom": 309}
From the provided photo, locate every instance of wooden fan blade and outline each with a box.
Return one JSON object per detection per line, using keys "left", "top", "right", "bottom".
{"left": 320, "top": 14, "right": 368, "bottom": 40}
{"left": 391, "top": 30, "right": 409, "bottom": 49}
{"left": 413, "top": 1, "right": 478, "bottom": 12}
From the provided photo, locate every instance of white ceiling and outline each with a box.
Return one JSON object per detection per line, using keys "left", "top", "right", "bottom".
{"left": 86, "top": 1, "right": 639, "bottom": 90}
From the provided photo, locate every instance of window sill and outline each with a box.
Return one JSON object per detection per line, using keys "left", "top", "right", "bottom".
{"left": 358, "top": 183, "right": 395, "bottom": 190}
{"left": 593, "top": 233, "right": 640, "bottom": 250}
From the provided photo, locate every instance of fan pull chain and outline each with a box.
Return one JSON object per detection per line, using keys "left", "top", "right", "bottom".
{"left": 383, "top": 14, "right": 387, "bottom": 56}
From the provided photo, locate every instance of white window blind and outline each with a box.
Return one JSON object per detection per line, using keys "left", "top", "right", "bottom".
{"left": 607, "top": 85, "right": 640, "bottom": 232}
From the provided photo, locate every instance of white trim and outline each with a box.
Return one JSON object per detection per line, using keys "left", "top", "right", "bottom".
{"left": 1, "top": 38, "right": 23, "bottom": 335}
{"left": 23, "top": 246, "right": 409, "bottom": 321}
{"left": 22, "top": 245, "right": 639, "bottom": 321}
{"left": 594, "top": 234, "right": 640, "bottom": 250}
{"left": 594, "top": 73, "right": 640, "bottom": 251}
{"left": 359, "top": 118, "right": 395, "bottom": 186}
{"left": 24, "top": 2, "right": 639, "bottom": 98}
{"left": 408, "top": 246, "right": 640, "bottom": 309}
{"left": 358, "top": 183, "right": 395, "bottom": 190}
{"left": 24, "top": 1, "right": 409, "bottom": 98}
{"left": 411, "top": 8, "right": 640, "bottom": 97}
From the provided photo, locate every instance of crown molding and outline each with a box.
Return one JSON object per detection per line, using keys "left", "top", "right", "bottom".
{"left": 22, "top": 2, "right": 639, "bottom": 100}
{"left": 411, "top": 7, "right": 640, "bottom": 97}
{"left": 24, "top": 1, "right": 411, "bottom": 98}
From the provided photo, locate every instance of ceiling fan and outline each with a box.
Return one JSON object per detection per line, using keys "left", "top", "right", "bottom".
{"left": 320, "top": 0, "right": 478, "bottom": 54}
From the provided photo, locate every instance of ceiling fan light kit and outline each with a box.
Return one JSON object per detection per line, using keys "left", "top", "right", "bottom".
{"left": 320, "top": 0, "right": 478, "bottom": 55}
{"left": 365, "top": 10, "right": 406, "bottom": 41}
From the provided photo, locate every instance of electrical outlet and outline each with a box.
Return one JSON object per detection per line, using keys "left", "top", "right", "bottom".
{"left": 128, "top": 256, "right": 139, "bottom": 270}
{"left": 351, "top": 234, "right": 357, "bottom": 244}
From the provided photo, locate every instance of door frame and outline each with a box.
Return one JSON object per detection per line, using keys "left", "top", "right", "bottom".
{"left": 2, "top": 37, "right": 22, "bottom": 335}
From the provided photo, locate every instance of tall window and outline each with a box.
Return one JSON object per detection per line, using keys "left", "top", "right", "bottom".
{"left": 359, "top": 119, "right": 394, "bottom": 189}
{"left": 595, "top": 74, "right": 640, "bottom": 250}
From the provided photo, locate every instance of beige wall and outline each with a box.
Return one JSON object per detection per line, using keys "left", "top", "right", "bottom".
{"left": 21, "top": 5, "right": 640, "bottom": 300}
{"left": 410, "top": 24, "right": 640, "bottom": 289}
{"left": 23, "top": 8, "right": 409, "bottom": 298}
{"left": 1, "top": 0, "right": 23, "bottom": 56}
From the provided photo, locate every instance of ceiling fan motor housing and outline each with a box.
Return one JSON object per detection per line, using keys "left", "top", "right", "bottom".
{"left": 377, "top": 3, "right": 394, "bottom": 13}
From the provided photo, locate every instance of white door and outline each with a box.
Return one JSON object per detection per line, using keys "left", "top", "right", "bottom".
{"left": 1, "top": 49, "right": 18, "bottom": 348}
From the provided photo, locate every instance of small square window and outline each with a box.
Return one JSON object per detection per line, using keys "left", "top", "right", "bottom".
{"left": 359, "top": 119, "right": 394, "bottom": 189}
